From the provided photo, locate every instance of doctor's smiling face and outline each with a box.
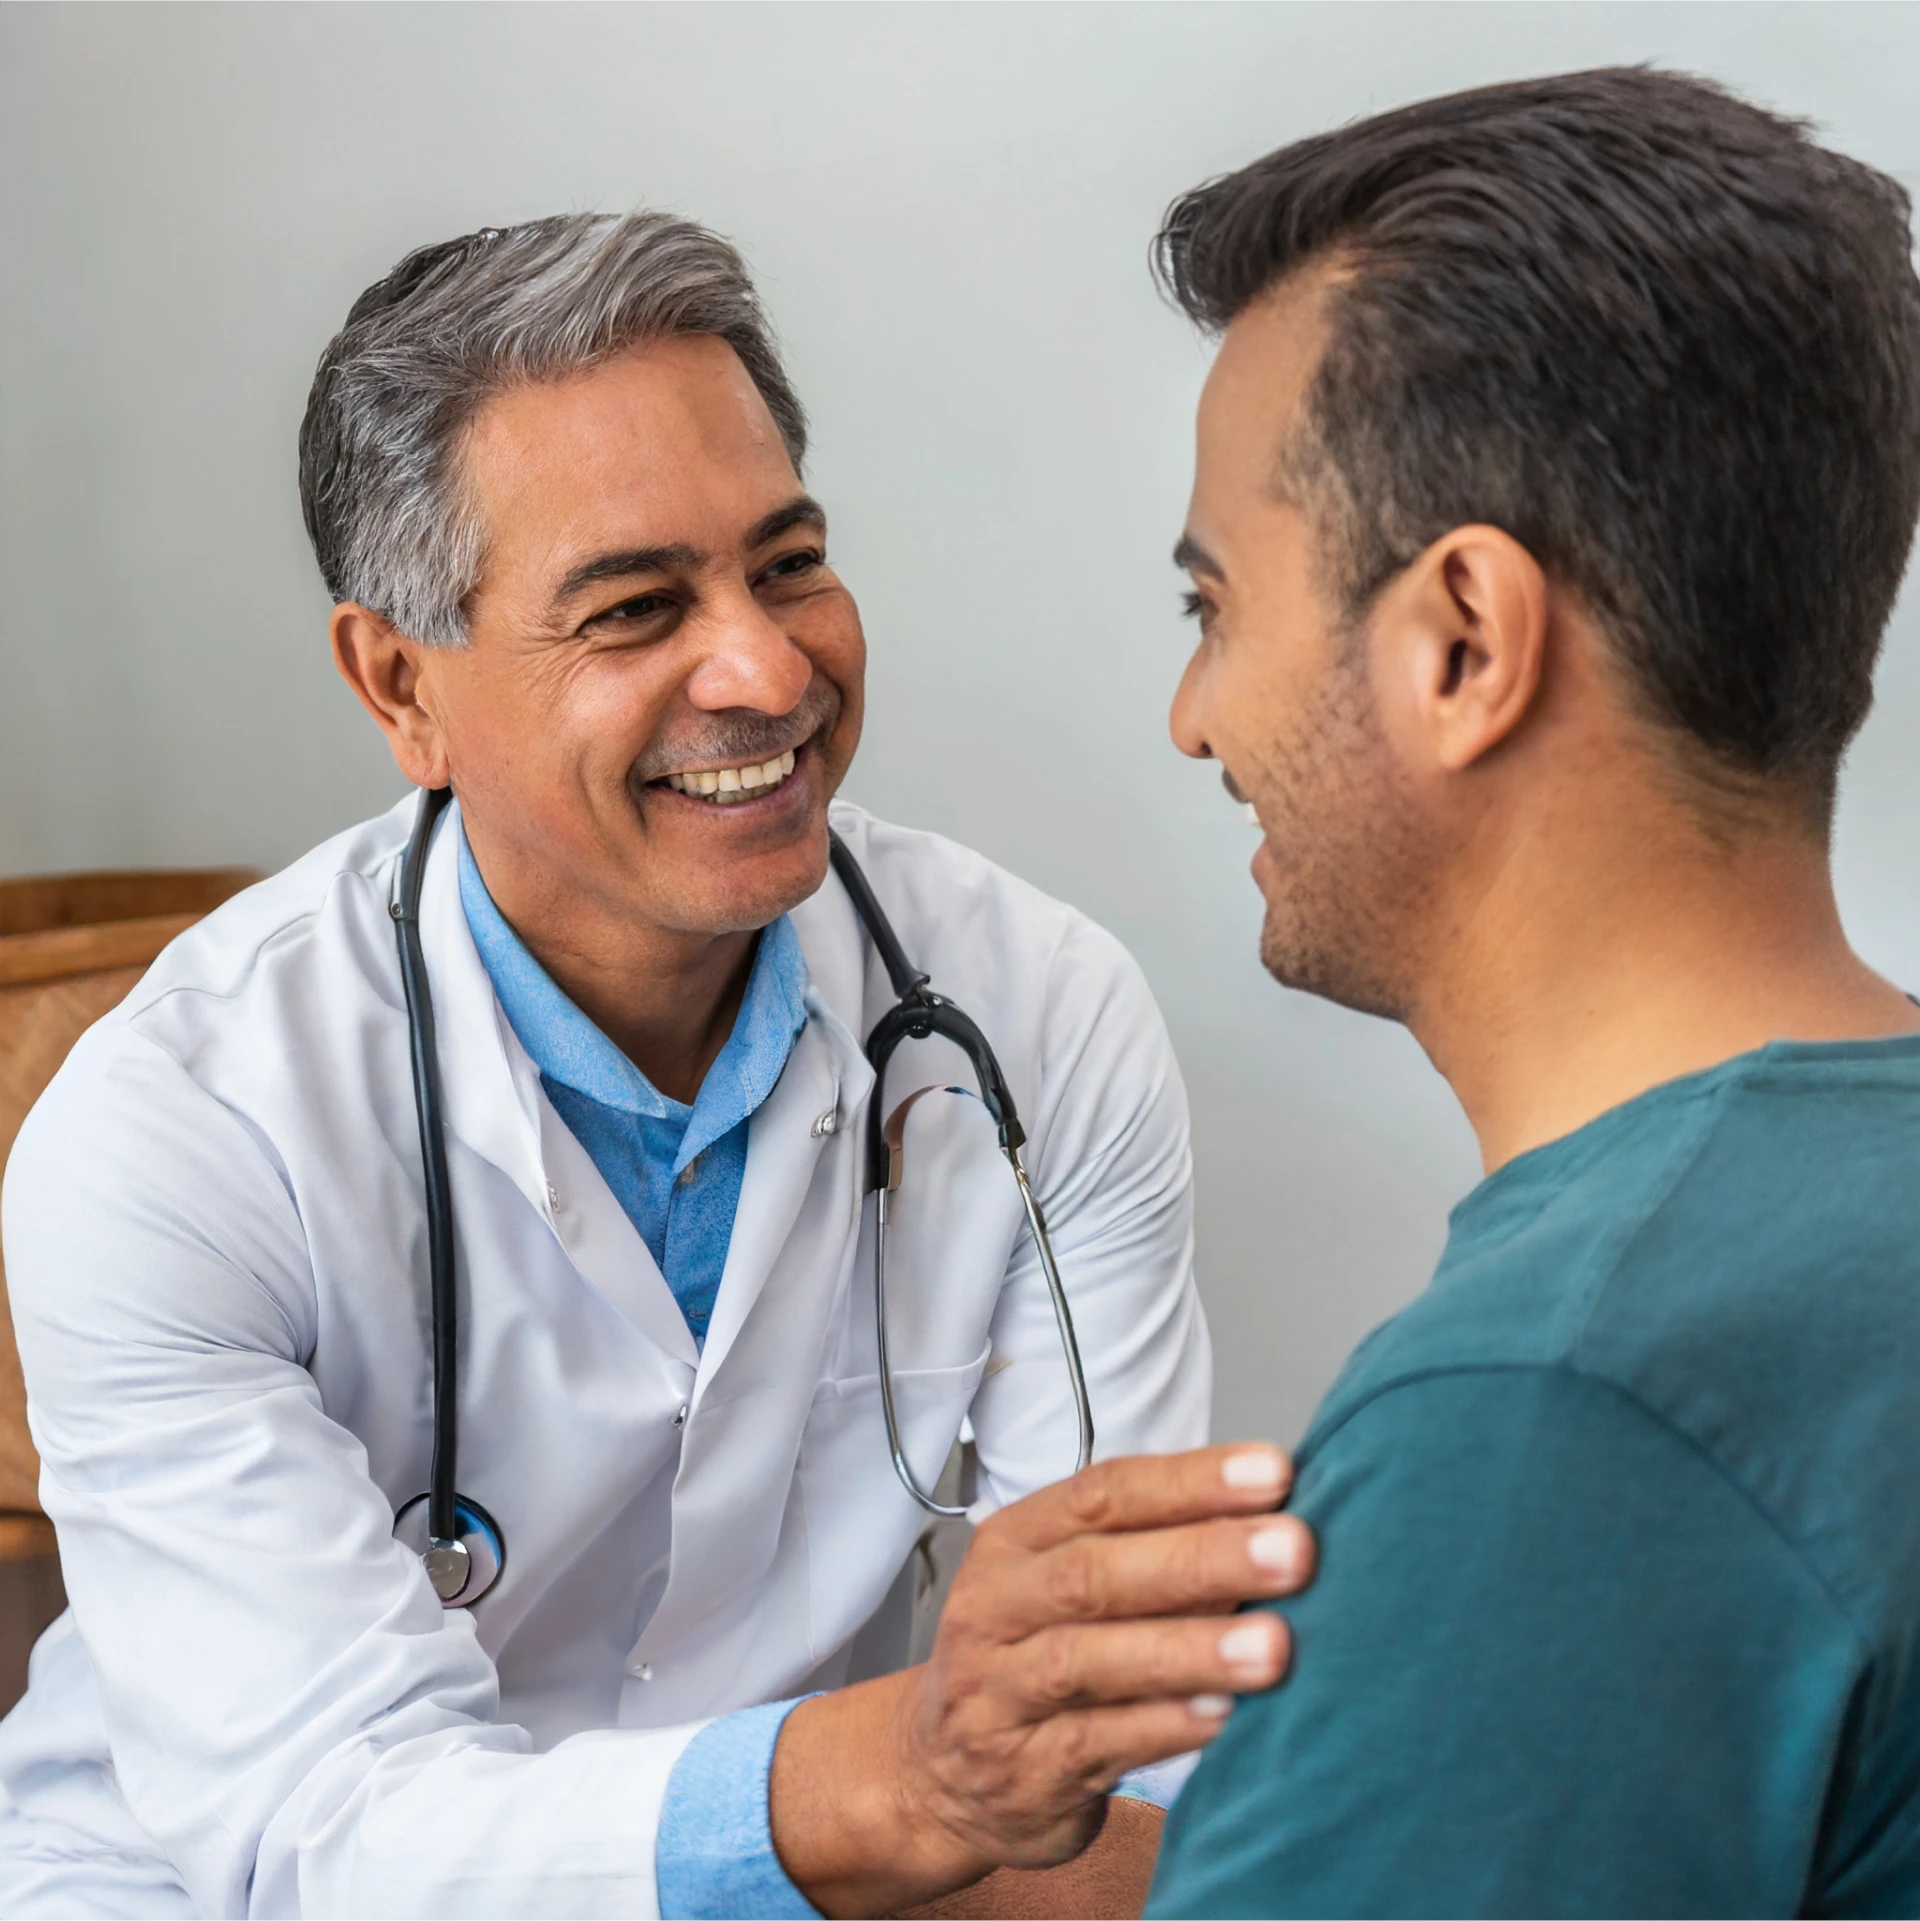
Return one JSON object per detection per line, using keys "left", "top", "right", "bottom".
{"left": 344, "top": 334, "right": 865, "bottom": 950}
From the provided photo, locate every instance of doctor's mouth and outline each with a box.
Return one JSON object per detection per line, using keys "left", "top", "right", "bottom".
{"left": 629, "top": 683, "right": 840, "bottom": 834}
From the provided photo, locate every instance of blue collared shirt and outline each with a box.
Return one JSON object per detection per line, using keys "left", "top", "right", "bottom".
{"left": 456, "top": 818, "right": 808, "bottom": 1342}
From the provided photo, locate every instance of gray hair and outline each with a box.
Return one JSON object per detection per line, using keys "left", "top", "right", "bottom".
{"left": 298, "top": 212, "right": 808, "bottom": 644}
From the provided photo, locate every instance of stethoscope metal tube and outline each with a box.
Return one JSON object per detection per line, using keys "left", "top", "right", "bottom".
{"left": 872, "top": 1094, "right": 1093, "bottom": 1516}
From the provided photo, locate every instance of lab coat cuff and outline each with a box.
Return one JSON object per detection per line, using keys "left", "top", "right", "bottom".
{"left": 655, "top": 1695, "right": 821, "bottom": 1920}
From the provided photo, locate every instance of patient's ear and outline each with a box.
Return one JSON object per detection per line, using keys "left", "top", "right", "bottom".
{"left": 331, "top": 604, "right": 452, "bottom": 790}
{"left": 1374, "top": 525, "right": 1549, "bottom": 775}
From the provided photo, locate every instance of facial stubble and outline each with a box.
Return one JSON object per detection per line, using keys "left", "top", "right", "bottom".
{"left": 1253, "top": 639, "right": 1433, "bottom": 1023}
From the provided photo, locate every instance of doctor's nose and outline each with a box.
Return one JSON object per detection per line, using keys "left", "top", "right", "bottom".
{"left": 683, "top": 589, "right": 813, "bottom": 716}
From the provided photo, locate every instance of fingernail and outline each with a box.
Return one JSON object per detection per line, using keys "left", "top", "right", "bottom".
{"left": 1189, "top": 1693, "right": 1234, "bottom": 1719}
{"left": 1219, "top": 1620, "right": 1276, "bottom": 1671}
{"left": 1249, "top": 1523, "right": 1303, "bottom": 1577}
{"left": 1222, "top": 1448, "right": 1285, "bottom": 1492}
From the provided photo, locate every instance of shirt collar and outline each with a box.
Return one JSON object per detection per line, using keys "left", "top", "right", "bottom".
{"left": 455, "top": 811, "right": 810, "bottom": 1168}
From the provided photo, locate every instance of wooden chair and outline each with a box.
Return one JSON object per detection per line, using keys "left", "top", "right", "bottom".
{"left": 0, "top": 868, "right": 258, "bottom": 1713}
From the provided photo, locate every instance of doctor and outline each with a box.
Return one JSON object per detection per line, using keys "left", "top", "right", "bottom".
{"left": 0, "top": 213, "right": 1312, "bottom": 1917}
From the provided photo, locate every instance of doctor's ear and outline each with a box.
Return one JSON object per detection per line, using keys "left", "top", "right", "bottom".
{"left": 331, "top": 604, "right": 453, "bottom": 791}
{"left": 1374, "top": 525, "right": 1549, "bottom": 774}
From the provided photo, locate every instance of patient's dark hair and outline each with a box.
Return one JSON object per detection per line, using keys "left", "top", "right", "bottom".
{"left": 1154, "top": 67, "right": 1920, "bottom": 816}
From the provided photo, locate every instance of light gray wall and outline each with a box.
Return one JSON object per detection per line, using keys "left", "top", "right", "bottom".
{"left": 3, "top": 3, "right": 1916, "bottom": 1447}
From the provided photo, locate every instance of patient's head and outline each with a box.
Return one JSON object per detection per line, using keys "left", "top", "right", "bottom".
{"left": 1162, "top": 69, "right": 1920, "bottom": 1019}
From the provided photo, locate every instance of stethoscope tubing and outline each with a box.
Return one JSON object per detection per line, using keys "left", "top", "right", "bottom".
{"left": 873, "top": 1130, "right": 1093, "bottom": 1517}
{"left": 1011, "top": 1149, "right": 1095, "bottom": 1483}
{"left": 392, "top": 786, "right": 463, "bottom": 1558}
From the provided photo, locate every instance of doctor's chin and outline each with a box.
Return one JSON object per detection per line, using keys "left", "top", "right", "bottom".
{"left": 4, "top": 37, "right": 1920, "bottom": 1921}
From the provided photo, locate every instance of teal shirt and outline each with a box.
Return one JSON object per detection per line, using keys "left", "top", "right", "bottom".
{"left": 1150, "top": 1035, "right": 1920, "bottom": 1919}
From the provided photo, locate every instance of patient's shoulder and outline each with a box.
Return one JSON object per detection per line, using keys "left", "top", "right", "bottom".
{"left": 1311, "top": 1036, "right": 1920, "bottom": 1627}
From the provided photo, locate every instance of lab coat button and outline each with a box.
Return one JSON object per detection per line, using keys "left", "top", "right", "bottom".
{"left": 672, "top": 1404, "right": 688, "bottom": 1428}
{"left": 811, "top": 1108, "right": 838, "bottom": 1138}
{"left": 629, "top": 1661, "right": 653, "bottom": 1681}
{"left": 545, "top": 1182, "right": 559, "bottom": 1210}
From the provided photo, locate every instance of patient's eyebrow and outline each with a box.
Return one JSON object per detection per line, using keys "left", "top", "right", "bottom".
{"left": 1173, "top": 533, "right": 1224, "bottom": 581}
{"left": 551, "top": 543, "right": 703, "bottom": 607}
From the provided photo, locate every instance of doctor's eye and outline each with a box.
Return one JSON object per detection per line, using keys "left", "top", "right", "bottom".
{"left": 587, "top": 591, "right": 678, "bottom": 630}
{"left": 1181, "top": 591, "right": 1205, "bottom": 620}
{"left": 759, "top": 547, "right": 826, "bottom": 586}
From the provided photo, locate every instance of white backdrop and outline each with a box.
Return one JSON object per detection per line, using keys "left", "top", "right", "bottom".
{"left": 3, "top": 2, "right": 1916, "bottom": 1446}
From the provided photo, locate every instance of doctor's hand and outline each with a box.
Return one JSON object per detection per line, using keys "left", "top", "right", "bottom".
{"left": 769, "top": 1443, "right": 1313, "bottom": 1919}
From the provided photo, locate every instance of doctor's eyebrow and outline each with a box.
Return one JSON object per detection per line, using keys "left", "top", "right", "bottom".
{"left": 552, "top": 543, "right": 703, "bottom": 607}
{"left": 548, "top": 497, "right": 827, "bottom": 611}
{"left": 745, "top": 495, "right": 827, "bottom": 549}
{"left": 1173, "top": 533, "right": 1225, "bottom": 581}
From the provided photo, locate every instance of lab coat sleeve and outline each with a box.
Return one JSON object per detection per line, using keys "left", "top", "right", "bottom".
{"left": 965, "top": 914, "right": 1211, "bottom": 1512}
{"left": 2, "top": 1028, "right": 702, "bottom": 1919}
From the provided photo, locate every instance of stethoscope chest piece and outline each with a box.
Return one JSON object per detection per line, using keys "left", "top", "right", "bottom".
{"left": 393, "top": 1492, "right": 506, "bottom": 1608}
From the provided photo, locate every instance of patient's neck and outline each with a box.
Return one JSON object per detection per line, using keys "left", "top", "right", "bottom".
{"left": 1410, "top": 768, "right": 1920, "bottom": 1175}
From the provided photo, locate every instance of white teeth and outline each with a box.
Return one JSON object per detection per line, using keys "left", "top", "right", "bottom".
{"left": 661, "top": 748, "right": 801, "bottom": 805}
{"left": 1243, "top": 803, "right": 1260, "bottom": 827}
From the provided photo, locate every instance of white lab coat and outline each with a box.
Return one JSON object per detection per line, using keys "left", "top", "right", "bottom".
{"left": 0, "top": 795, "right": 1209, "bottom": 1918}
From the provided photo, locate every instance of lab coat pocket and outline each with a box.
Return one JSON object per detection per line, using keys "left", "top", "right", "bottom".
{"left": 799, "top": 1340, "right": 991, "bottom": 1664}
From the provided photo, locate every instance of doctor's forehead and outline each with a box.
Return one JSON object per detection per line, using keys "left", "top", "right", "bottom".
{"left": 458, "top": 336, "right": 807, "bottom": 587}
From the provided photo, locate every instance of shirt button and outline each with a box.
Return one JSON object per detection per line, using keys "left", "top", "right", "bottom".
{"left": 672, "top": 1404, "right": 688, "bottom": 1428}
{"left": 676, "top": 1158, "right": 700, "bottom": 1187}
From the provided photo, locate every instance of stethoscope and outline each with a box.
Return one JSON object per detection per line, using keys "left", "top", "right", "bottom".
{"left": 389, "top": 784, "right": 1093, "bottom": 1607}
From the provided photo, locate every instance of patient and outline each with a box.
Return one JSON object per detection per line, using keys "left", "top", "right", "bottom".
{"left": 1149, "top": 68, "right": 1920, "bottom": 1917}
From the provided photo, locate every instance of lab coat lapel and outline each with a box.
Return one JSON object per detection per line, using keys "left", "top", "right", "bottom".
{"left": 692, "top": 863, "right": 879, "bottom": 1391}
{"left": 416, "top": 804, "right": 697, "bottom": 1361}
{"left": 691, "top": 1000, "right": 869, "bottom": 1392}
{"left": 630, "top": 929, "right": 878, "bottom": 1714}
{"left": 416, "top": 803, "right": 551, "bottom": 1221}
{"left": 535, "top": 1095, "right": 701, "bottom": 1365}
